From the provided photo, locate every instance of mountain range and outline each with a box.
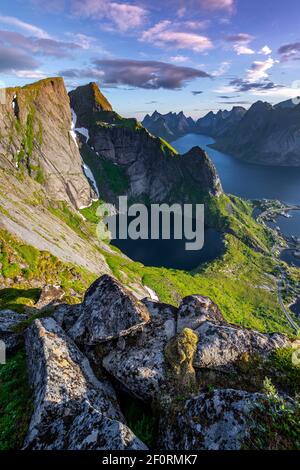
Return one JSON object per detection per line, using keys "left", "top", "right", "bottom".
{"left": 142, "top": 98, "right": 300, "bottom": 166}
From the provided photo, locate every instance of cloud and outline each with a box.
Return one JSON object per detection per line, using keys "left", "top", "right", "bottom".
{"left": 60, "top": 59, "right": 211, "bottom": 89}
{"left": 212, "top": 61, "right": 231, "bottom": 76}
{"left": 15, "top": 70, "right": 47, "bottom": 79}
{"left": 169, "top": 55, "right": 189, "bottom": 63}
{"left": 234, "top": 44, "right": 255, "bottom": 55}
{"left": 141, "top": 20, "right": 213, "bottom": 52}
{"left": 73, "top": 0, "right": 147, "bottom": 32}
{"left": 278, "top": 42, "right": 300, "bottom": 60}
{"left": 218, "top": 94, "right": 240, "bottom": 99}
{"left": 246, "top": 57, "right": 277, "bottom": 81}
{"left": 0, "top": 30, "right": 82, "bottom": 58}
{"left": 259, "top": 45, "right": 272, "bottom": 55}
{"left": 226, "top": 33, "right": 254, "bottom": 43}
{"left": 225, "top": 32, "right": 255, "bottom": 55}
{"left": 197, "top": 0, "right": 235, "bottom": 11}
{"left": 0, "top": 14, "right": 49, "bottom": 38}
{"left": 229, "top": 78, "right": 281, "bottom": 92}
{"left": 192, "top": 90, "right": 203, "bottom": 95}
{"left": 0, "top": 45, "right": 39, "bottom": 72}
{"left": 218, "top": 100, "right": 250, "bottom": 104}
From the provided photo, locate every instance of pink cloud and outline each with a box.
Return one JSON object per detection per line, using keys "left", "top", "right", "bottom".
{"left": 73, "top": 0, "right": 147, "bottom": 32}
{"left": 198, "top": 0, "right": 235, "bottom": 11}
{"left": 141, "top": 20, "right": 213, "bottom": 52}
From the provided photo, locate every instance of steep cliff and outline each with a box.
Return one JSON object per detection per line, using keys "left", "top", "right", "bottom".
{"left": 70, "top": 83, "right": 222, "bottom": 205}
{"left": 0, "top": 77, "right": 93, "bottom": 209}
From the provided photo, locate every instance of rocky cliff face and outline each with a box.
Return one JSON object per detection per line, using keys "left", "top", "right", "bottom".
{"left": 70, "top": 83, "right": 222, "bottom": 204}
{"left": 142, "top": 110, "right": 195, "bottom": 141}
{"left": 213, "top": 100, "right": 300, "bottom": 166}
{"left": 0, "top": 77, "right": 93, "bottom": 209}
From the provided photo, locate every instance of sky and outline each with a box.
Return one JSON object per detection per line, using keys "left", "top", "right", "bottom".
{"left": 0, "top": 0, "right": 300, "bottom": 119}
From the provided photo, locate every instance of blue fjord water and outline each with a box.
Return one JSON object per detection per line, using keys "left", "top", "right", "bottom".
{"left": 111, "top": 133, "right": 300, "bottom": 271}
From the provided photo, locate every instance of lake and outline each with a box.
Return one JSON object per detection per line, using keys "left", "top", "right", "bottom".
{"left": 111, "top": 215, "right": 224, "bottom": 271}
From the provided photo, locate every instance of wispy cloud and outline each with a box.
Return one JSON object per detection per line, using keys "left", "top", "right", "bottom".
{"left": 0, "top": 13, "right": 50, "bottom": 38}
{"left": 278, "top": 42, "right": 300, "bottom": 61}
{"left": 73, "top": 0, "right": 148, "bottom": 32}
{"left": 141, "top": 20, "right": 213, "bottom": 52}
{"left": 198, "top": 0, "right": 235, "bottom": 12}
{"left": 0, "top": 45, "right": 39, "bottom": 72}
{"left": 246, "top": 57, "right": 277, "bottom": 81}
{"left": 234, "top": 44, "right": 255, "bottom": 55}
{"left": 192, "top": 90, "right": 203, "bottom": 95}
{"left": 60, "top": 58, "right": 211, "bottom": 90}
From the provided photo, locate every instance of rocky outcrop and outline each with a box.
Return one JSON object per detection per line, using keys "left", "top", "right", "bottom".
{"left": 142, "top": 110, "right": 195, "bottom": 141}
{"left": 18, "top": 273, "right": 296, "bottom": 450}
{"left": 0, "top": 309, "right": 27, "bottom": 352}
{"left": 24, "top": 317, "right": 147, "bottom": 450}
{"left": 69, "top": 275, "right": 150, "bottom": 344}
{"left": 0, "top": 77, "right": 93, "bottom": 209}
{"left": 69, "top": 82, "right": 112, "bottom": 129}
{"left": 159, "top": 389, "right": 263, "bottom": 450}
{"left": 213, "top": 100, "right": 300, "bottom": 166}
{"left": 193, "top": 321, "right": 289, "bottom": 369}
{"left": 69, "top": 83, "right": 222, "bottom": 204}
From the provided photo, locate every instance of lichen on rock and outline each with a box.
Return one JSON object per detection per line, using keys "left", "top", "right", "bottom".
{"left": 164, "top": 328, "right": 198, "bottom": 390}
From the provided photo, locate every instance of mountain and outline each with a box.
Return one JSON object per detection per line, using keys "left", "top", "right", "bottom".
{"left": 70, "top": 84, "right": 222, "bottom": 204}
{"left": 213, "top": 99, "right": 300, "bottom": 166}
{"left": 142, "top": 110, "right": 195, "bottom": 141}
{"left": 195, "top": 106, "right": 247, "bottom": 138}
{"left": 0, "top": 77, "right": 93, "bottom": 209}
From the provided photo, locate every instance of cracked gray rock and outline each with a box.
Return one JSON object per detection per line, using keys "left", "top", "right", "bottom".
{"left": 69, "top": 275, "right": 150, "bottom": 345}
{"left": 24, "top": 317, "right": 147, "bottom": 450}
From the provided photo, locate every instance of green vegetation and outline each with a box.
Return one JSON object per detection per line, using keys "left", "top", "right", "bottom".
{"left": 123, "top": 401, "right": 157, "bottom": 449}
{"left": 0, "top": 350, "right": 33, "bottom": 450}
{"left": 81, "top": 144, "right": 129, "bottom": 196}
{"left": 0, "top": 229, "right": 96, "bottom": 309}
{"left": 246, "top": 379, "right": 300, "bottom": 450}
{"left": 159, "top": 137, "right": 178, "bottom": 156}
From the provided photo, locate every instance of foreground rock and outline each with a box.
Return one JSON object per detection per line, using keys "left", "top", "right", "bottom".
{"left": 193, "top": 321, "right": 289, "bottom": 369}
{"left": 103, "top": 314, "right": 175, "bottom": 402}
{"left": 24, "top": 317, "right": 147, "bottom": 450}
{"left": 69, "top": 275, "right": 150, "bottom": 345}
{"left": 0, "top": 310, "right": 28, "bottom": 352}
{"left": 177, "top": 295, "right": 225, "bottom": 332}
{"left": 159, "top": 389, "right": 263, "bottom": 450}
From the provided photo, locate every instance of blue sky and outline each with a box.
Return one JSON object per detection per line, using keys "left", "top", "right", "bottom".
{"left": 0, "top": 0, "right": 300, "bottom": 119}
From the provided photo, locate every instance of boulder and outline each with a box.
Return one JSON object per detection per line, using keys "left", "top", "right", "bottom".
{"left": 24, "top": 317, "right": 147, "bottom": 450}
{"left": 52, "top": 303, "right": 82, "bottom": 331}
{"left": 159, "top": 388, "right": 263, "bottom": 450}
{"left": 103, "top": 314, "right": 176, "bottom": 402}
{"left": 69, "top": 275, "right": 150, "bottom": 345}
{"left": 177, "top": 295, "right": 224, "bottom": 332}
{"left": 0, "top": 309, "right": 28, "bottom": 352}
{"left": 193, "top": 321, "right": 289, "bottom": 369}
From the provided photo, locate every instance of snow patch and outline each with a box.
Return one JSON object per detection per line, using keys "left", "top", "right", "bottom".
{"left": 82, "top": 163, "right": 99, "bottom": 198}
{"left": 144, "top": 286, "right": 159, "bottom": 301}
{"left": 76, "top": 127, "right": 90, "bottom": 142}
